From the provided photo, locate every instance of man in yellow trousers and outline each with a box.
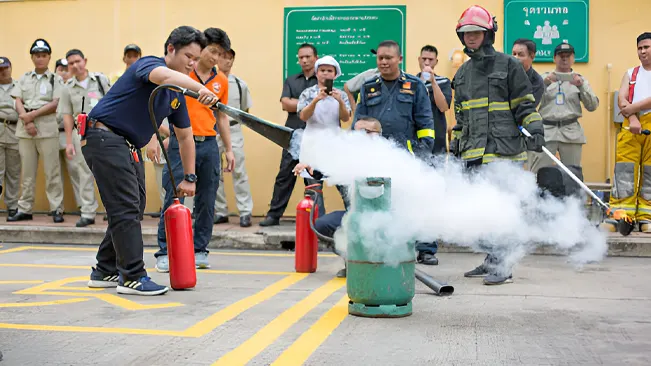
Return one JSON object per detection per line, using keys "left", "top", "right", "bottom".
{"left": 609, "top": 32, "right": 651, "bottom": 232}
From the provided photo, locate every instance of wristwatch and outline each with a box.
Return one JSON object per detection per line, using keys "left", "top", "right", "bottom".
{"left": 184, "top": 174, "right": 197, "bottom": 183}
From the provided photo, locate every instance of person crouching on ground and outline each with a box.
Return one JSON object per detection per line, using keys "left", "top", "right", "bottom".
{"left": 292, "top": 117, "right": 382, "bottom": 278}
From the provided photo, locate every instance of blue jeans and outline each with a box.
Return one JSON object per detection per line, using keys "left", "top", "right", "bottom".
{"left": 416, "top": 241, "right": 438, "bottom": 255}
{"left": 314, "top": 210, "right": 347, "bottom": 238}
{"left": 155, "top": 133, "right": 220, "bottom": 258}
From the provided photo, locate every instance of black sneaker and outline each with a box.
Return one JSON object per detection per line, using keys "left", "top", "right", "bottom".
{"left": 464, "top": 264, "right": 489, "bottom": 277}
{"left": 417, "top": 252, "right": 439, "bottom": 265}
{"left": 87, "top": 267, "right": 119, "bottom": 288}
{"left": 259, "top": 216, "right": 280, "bottom": 227}
{"left": 483, "top": 273, "right": 513, "bottom": 285}
{"left": 117, "top": 275, "right": 169, "bottom": 296}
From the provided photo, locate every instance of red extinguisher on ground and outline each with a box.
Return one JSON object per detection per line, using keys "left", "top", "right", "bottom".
{"left": 147, "top": 85, "right": 199, "bottom": 291}
{"left": 164, "top": 197, "right": 196, "bottom": 290}
{"left": 295, "top": 183, "right": 322, "bottom": 273}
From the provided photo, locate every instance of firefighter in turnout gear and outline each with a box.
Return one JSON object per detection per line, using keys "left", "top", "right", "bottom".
{"left": 451, "top": 5, "right": 545, "bottom": 285}
{"left": 608, "top": 32, "right": 651, "bottom": 232}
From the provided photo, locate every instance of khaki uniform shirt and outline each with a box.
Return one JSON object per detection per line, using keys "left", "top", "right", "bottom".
{"left": 539, "top": 72, "right": 599, "bottom": 144}
{"left": 0, "top": 81, "right": 19, "bottom": 147}
{"left": 57, "top": 72, "right": 110, "bottom": 129}
{"left": 10, "top": 70, "right": 62, "bottom": 139}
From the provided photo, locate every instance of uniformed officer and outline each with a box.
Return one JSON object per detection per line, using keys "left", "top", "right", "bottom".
{"left": 450, "top": 6, "right": 545, "bottom": 285}
{"left": 9, "top": 38, "right": 65, "bottom": 223}
{"left": 214, "top": 48, "right": 255, "bottom": 227}
{"left": 353, "top": 40, "right": 435, "bottom": 157}
{"left": 57, "top": 49, "right": 107, "bottom": 227}
{"left": 54, "top": 58, "right": 70, "bottom": 82}
{"left": 528, "top": 43, "right": 599, "bottom": 174}
{"left": 110, "top": 44, "right": 142, "bottom": 85}
{"left": 352, "top": 40, "right": 437, "bottom": 265}
{"left": 0, "top": 57, "right": 21, "bottom": 218}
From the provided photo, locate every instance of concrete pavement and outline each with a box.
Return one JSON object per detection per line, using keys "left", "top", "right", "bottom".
{"left": 2, "top": 214, "right": 651, "bottom": 257}
{"left": 1, "top": 243, "right": 651, "bottom": 365}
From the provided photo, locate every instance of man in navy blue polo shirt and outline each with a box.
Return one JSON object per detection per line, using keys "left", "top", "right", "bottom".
{"left": 82, "top": 26, "right": 217, "bottom": 296}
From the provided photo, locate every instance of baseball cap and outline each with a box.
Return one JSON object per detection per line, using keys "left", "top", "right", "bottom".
{"left": 124, "top": 44, "right": 142, "bottom": 55}
{"left": 0, "top": 57, "right": 11, "bottom": 68}
{"left": 554, "top": 42, "right": 575, "bottom": 56}
{"left": 55, "top": 58, "right": 68, "bottom": 69}
{"left": 30, "top": 38, "right": 52, "bottom": 54}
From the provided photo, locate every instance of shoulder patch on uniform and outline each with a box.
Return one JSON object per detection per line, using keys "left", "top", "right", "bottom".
{"left": 171, "top": 97, "right": 180, "bottom": 110}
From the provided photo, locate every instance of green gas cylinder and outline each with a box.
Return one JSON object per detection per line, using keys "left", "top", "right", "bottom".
{"left": 345, "top": 177, "right": 415, "bottom": 318}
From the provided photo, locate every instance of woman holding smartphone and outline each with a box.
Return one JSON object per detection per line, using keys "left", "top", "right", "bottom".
{"left": 296, "top": 55, "right": 352, "bottom": 210}
{"left": 297, "top": 55, "right": 352, "bottom": 133}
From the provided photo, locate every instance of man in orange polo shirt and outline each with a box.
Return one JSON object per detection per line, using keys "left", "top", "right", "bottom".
{"left": 151, "top": 27, "right": 235, "bottom": 272}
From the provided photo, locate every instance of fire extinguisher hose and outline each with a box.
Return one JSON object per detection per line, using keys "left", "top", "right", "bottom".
{"left": 147, "top": 84, "right": 204, "bottom": 199}
{"left": 305, "top": 186, "right": 454, "bottom": 296}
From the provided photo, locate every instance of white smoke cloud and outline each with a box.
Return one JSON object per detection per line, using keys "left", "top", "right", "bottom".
{"left": 299, "top": 128, "right": 608, "bottom": 275}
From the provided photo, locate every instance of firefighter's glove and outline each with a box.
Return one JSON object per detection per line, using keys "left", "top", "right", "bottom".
{"left": 526, "top": 133, "right": 545, "bottom": 153}
{"left": 449, "top": 124, "right": 463, "bottom": 157}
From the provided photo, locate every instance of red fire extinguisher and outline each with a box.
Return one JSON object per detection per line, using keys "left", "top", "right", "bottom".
{"left": 295, "top": 184, "right": 321, "bottom": 273}
{"left": 164, "top": 198, "right": 196, "bottom": 290}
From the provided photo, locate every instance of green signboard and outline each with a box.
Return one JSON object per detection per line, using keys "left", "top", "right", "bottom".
{"left": 283, "top": 5, "right": 406, "bottom": 89}
{"left": 504, "top": 0, "right": 589, "bottom": 63}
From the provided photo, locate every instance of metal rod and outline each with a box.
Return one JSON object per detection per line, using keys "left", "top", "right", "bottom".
{"left": 520, "top": 126, "right": 609, "bottom": 209}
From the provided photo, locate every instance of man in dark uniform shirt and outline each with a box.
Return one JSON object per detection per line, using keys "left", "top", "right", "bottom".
{"left": 83, "top": 26, "right": 217, "bottom": 296}
{"left": 512, "top": 38, "right": 544, "bottom": 107}
{"left": 260, "top": 43, "right": 324, "bottom": 226}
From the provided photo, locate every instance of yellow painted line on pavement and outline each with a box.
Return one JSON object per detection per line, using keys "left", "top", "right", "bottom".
{"left": 14, "top": 276, "right": 184, "bottom": 311}
{"left": 0, "top": 263, "right": 89, "bottom": 269}
{"left": 0, "top": 322, "right": 187, "bottom": 337}
{"left": 183, "top": 273, "right": 308, "bottom": 337}
{"left": 59, "top": 286, "right": 105, "bottom": 291}
{"left": 212, "top": 277, "right": 346, "bottom": 366}
{"left": 271, "top": 295, "right": 350, "bottom": 366}
{"left": 200, "top": 269, "right": 296, "bottom": 276}
{"left": 0, "top": 280, "right": 45, "bottom": 284}
{"left": 2, "top": 245, "right": 338, "bottom": 258}
{"left": 0, "top": 298, "right": 90, "bottom": 308}
{"left": 0, "top": 246, "right": 30, "bottom": 255}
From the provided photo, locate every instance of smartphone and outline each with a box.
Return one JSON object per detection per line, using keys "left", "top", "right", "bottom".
{"left": 555, "top": 72, "right": 574, "bottom": 82}
{"left": 324, "top": 79, "right": 334, "bottom": 94}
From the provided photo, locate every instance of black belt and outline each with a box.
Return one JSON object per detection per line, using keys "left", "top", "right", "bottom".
{"left": 193, "top": 135, "right": 216, "bottom": 143}
{"left": 543, "top": 119, "right": 577, "bottom": 127}
{"left": 1, "top": 118, "right": 18, "bottom": 125}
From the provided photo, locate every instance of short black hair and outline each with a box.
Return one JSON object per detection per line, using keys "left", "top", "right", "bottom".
{"left": 513, "top": 38, "right": 537, "bottom": 57}
{"left": 298, "top": 43, "right": 317, "bottom": 57}
{"left": 204, "top": 27, "right": 231, "bottom": 51}
{"left": 377, "top": 40, "right": 401, "bottom": 56}
{"left": 638, "top": 32, "right": 651, "bottom": 45}
{"left": 164, "top": 26, "right": 207, "bottom": 55}
{"left": 65, "top": 49, "right": 85, "bottom": 60}
{"left": 420, "top": 45, "right": 438, "bottom": 56}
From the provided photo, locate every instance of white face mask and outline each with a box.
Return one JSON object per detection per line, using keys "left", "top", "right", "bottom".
{"left": 358, "top": 184, "right": 385, "bottom": 200}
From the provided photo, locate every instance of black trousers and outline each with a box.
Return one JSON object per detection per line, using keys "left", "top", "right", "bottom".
{"left": 267, "top": 148, "right": 325, "bottom": 219}
{"left": 82, "top": 128, "right": 147, "bottom": 281}
{"left": 432, "top": 118, "right": 448, "bottom": 155}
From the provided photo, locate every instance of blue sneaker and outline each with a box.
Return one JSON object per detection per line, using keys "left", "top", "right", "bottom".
{"left": 117, "top": 275, "right": 169, "bottom": 296}
{"left": 88, "top": 267, "right": 119, "bottom": 288}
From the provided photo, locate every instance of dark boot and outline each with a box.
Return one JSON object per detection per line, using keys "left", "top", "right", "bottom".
{"left": 8, "top": 212, "right": 33, "bottom": 222}
{"left": 240, "top": 215, "right": 252, "bottom": 227}
{"left": 259, "top": 216, "right": 280, "bottom": 227}
{"left": 213, "top": 215, "right": 228, "bottom": 224}
{"left": 417, "top": 252, "right": 439, "bottom": 265}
